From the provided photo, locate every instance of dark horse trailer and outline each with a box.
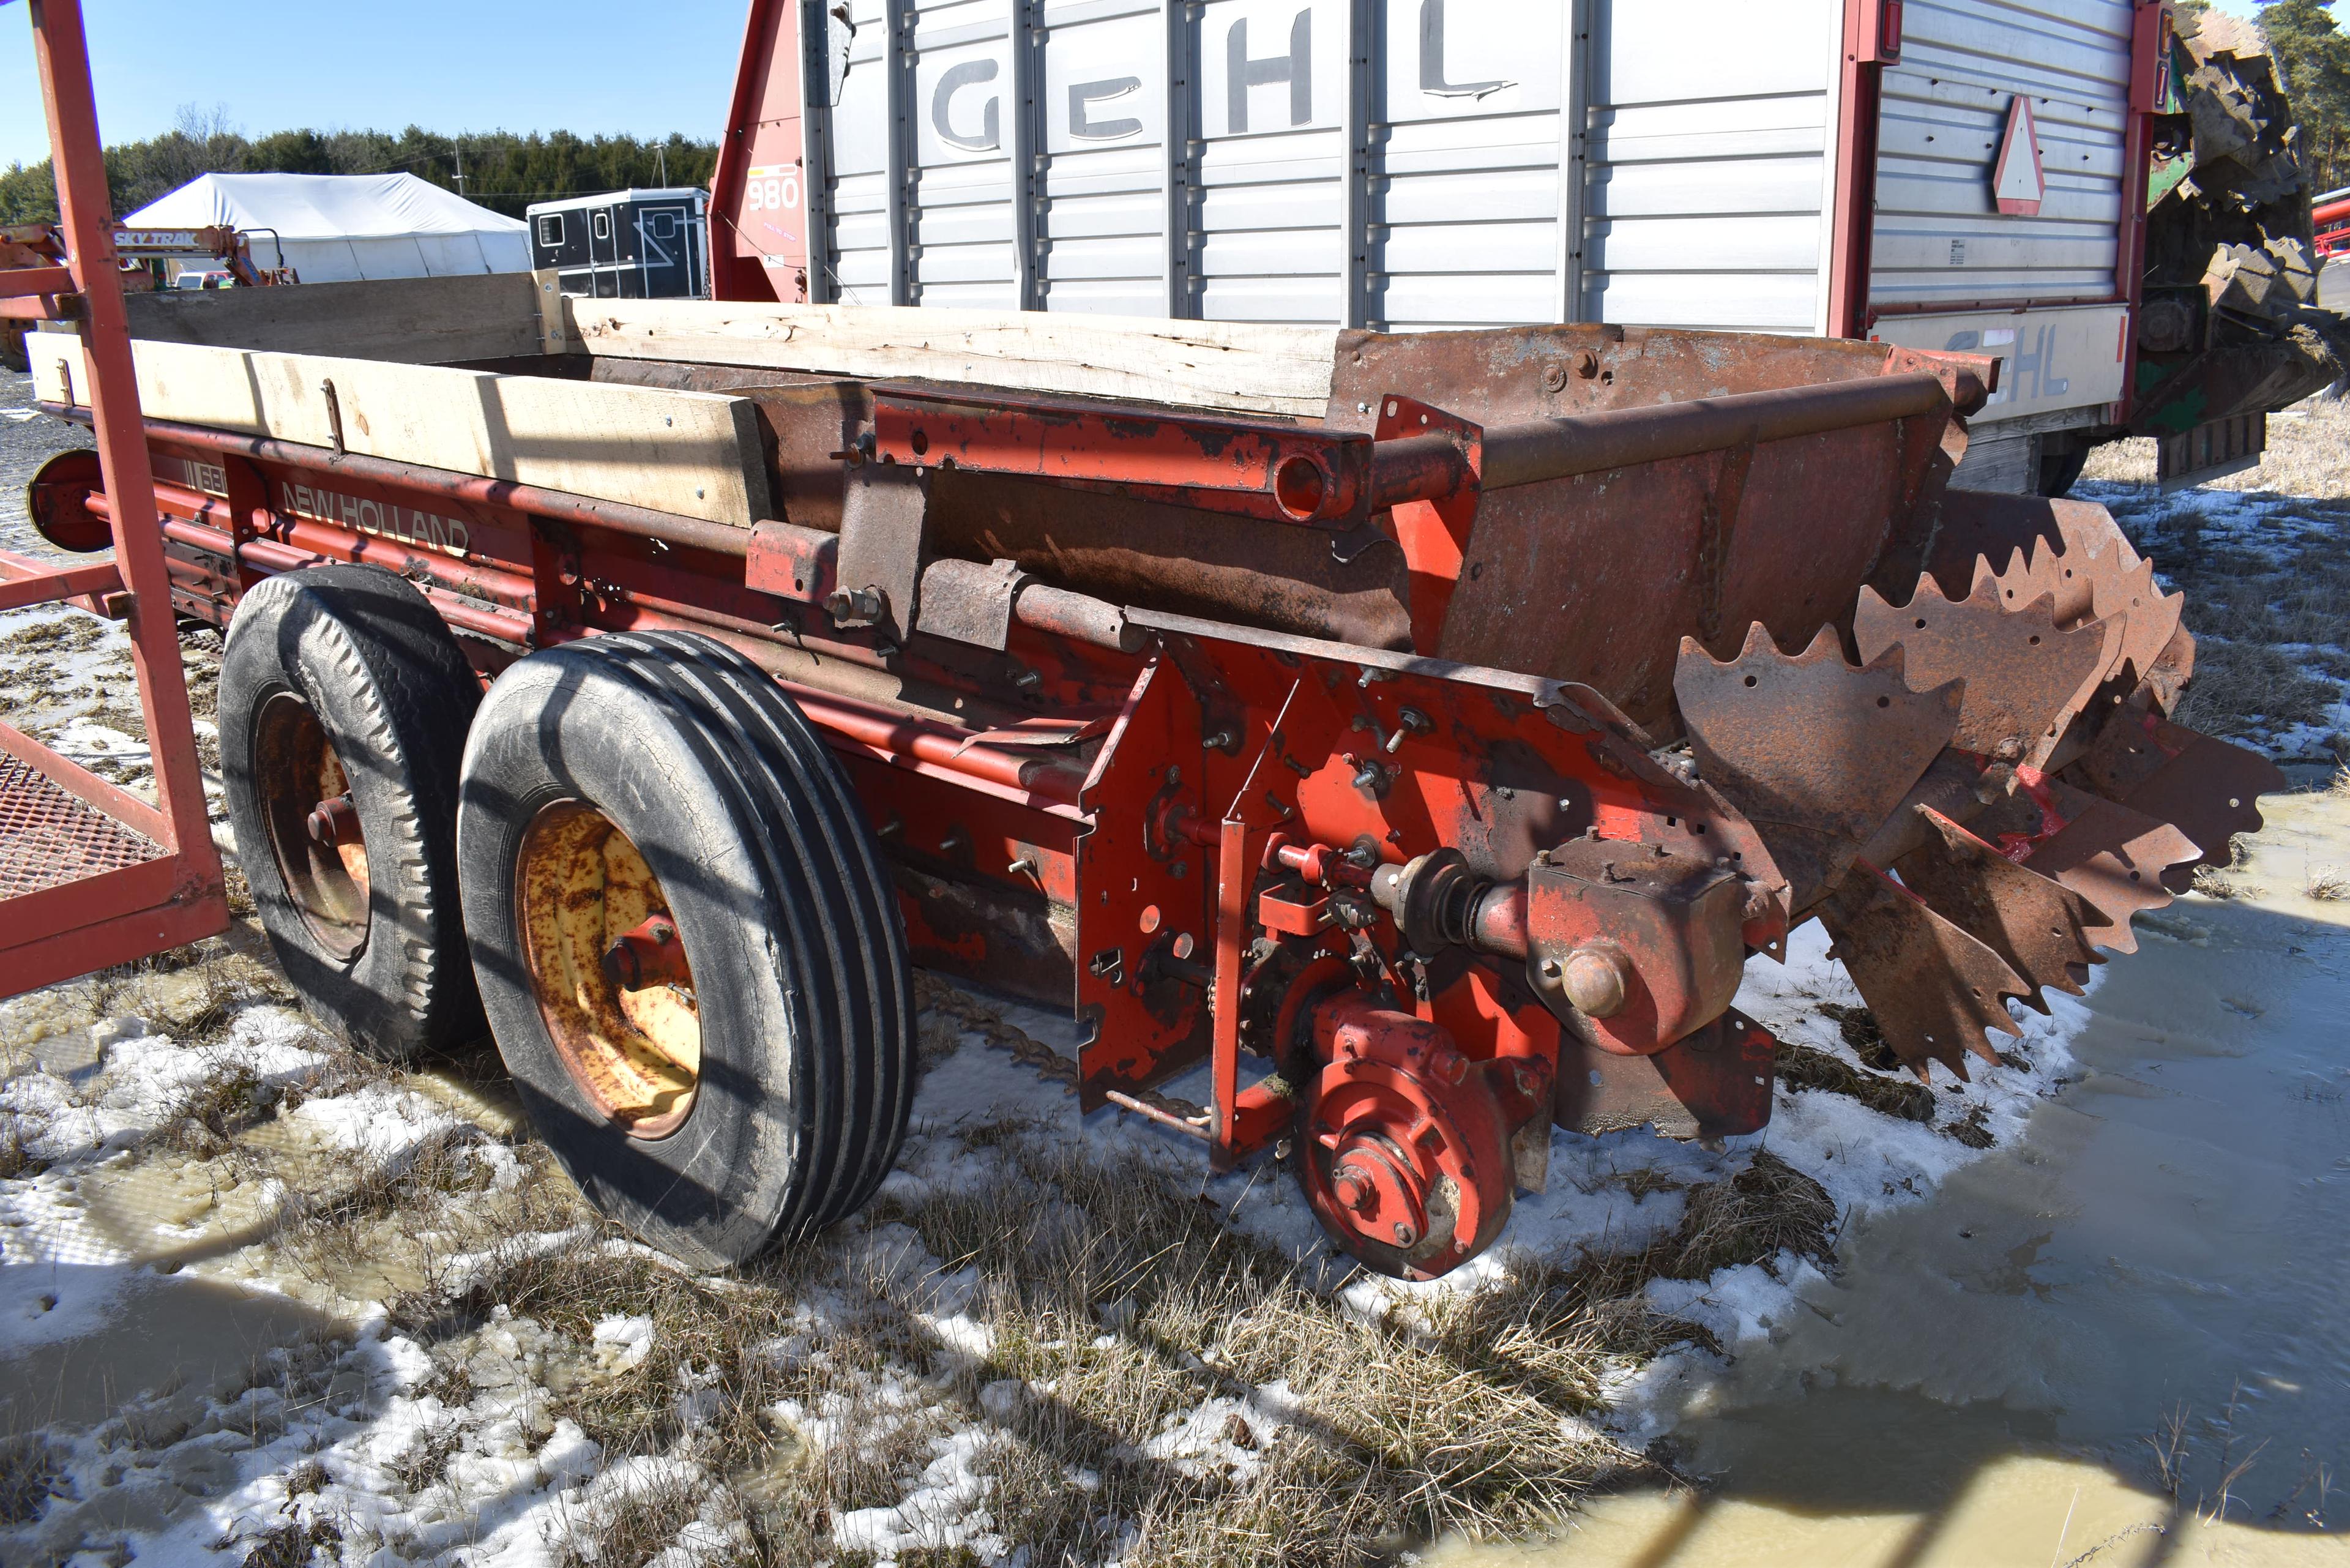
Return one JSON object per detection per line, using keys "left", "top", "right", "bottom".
{"left": 528, "top": 188, "right": 707, "bottom": 300}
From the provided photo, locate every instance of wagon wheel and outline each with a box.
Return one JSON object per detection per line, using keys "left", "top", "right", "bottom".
{"left": 220, "top": 564, "right": 484, "bottom": 1058}
{"left": 457, "top": 630, "right": 916, "bottom": 1267}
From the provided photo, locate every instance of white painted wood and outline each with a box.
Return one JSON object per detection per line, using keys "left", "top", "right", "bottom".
{"left": 563, "top": 297, "right": 1341, "bottom": 416}
{"left": 37, "top": 337, "right": 773, "bottom": 528}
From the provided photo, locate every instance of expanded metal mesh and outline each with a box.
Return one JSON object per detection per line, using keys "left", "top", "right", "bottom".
{"left": 0, "top": 751, "right": 163, "bottom": 899}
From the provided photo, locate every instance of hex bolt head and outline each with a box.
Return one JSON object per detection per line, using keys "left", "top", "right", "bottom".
{"left": 1562, "top": 947, "right": 1633, "bottom": 1018}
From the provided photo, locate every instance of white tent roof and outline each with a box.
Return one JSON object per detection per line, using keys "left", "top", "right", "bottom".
{"left": 124, "top": 173, "right": 531, "bottom": 282}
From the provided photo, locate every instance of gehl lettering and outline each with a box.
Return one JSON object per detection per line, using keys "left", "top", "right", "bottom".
{"left": 926, "top": 0, "right": 1510, "bottom": 149}
{"left": 281, "top": 482, "right": 472, "bottom": 555}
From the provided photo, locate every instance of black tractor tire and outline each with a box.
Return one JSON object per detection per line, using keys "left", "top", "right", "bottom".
{"left": 455, "top": 630, "right": 916, "bottom": 1267}
{"left": 218, "top": 565, "right": 486, "bottom": 1058}
{"left": 2037, "top": 442, "right": 2091, "bottom": 499}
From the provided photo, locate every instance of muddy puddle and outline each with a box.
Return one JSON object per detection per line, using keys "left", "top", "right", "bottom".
{"left": 1441, "top": 785, "right": 2350, "bottom": 1566}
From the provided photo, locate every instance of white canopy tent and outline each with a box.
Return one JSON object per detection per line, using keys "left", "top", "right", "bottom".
{"left": 124, "top": 173, "right": 531, "bottom": 283}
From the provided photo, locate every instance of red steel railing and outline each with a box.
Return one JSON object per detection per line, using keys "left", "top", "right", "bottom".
{"left": 0, "top": 0, "right": 228, "bottom": 998}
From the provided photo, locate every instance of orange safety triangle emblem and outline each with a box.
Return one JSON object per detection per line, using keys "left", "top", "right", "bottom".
{"left": 1993, "top": 94, "right": 2046, "bottom": 217}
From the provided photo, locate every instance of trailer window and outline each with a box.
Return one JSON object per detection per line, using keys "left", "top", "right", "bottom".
{"left": 593, "top": 212, "right": 611, "bottom": 242}
{"left": 537, "top": 215, "right": 564, "bottom": 248}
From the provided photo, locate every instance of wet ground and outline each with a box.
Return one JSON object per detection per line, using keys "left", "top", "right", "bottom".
{"left": 1442, "top": 786, "right": 2350, "bottom": 1566}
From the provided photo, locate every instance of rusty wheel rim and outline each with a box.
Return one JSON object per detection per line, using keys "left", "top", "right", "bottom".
{"left": 254, "top": 692, "right": 371, "bottom": 960}
{"left": 514, "top": 801, "right": 703, "bottom": 1138}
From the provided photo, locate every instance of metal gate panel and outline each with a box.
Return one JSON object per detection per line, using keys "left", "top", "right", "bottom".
{"left": 908, "top": 1, "right": 1024, "bottom": 308}
{"left": 1870, "top": 0, "right": 2133, "bottom": 312}
{"left": 1582, "top": 0, "right": 1840, "bottom": 334}
{"left": 1190, "top": 0, "right": 1352, "bottom": 323}
{"left": 1364, "top": 0, "right": 1567, "bottom": 330}
{"left": 826, "top": 0, "right": 898, "bottom": 304}
{"left": 1035, "top": 0, "right": 1173, "bottom": 316}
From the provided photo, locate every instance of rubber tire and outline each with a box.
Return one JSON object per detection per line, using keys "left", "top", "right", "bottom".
{"left": 2037, "top": 442, "right": 2091, "bottom": 499}
{"left": 455, "top": 630, "right": 916, "bottom": 1267}
{"left": 219, "top": 564, "right": 486, "bottom": 1058}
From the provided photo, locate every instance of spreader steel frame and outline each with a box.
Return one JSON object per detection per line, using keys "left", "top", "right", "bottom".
{"left": 7, "top": 0, "right": 2283, "bottom": 1280}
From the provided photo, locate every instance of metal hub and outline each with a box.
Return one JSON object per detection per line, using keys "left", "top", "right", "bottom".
{"left": 513, "top": 802, "right": 701, "bottom": 1138}
{"left": 1326, "top": 1132, "right": 1430, "bottom": 1250}
{"left": 253, "top": 693, "right": 370, "bottom": 959}
{"left": 1296, "top": 992, "right": 1548, "bottom": 1279}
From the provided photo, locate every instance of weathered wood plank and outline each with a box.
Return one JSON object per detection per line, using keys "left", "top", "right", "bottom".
{"left": 120, "top": 272, "right": 546, "bottom": 364}
{"left": 35, "top": 335, "right": 773, "bottom": 529}
{"left": 564, "top": 299, "right": 1343, "bottom": 418}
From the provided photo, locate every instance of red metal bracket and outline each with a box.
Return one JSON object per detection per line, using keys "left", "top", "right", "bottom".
{"left": 1373, "top": 394, "right": 1484, "bottom": 655}
{"left": 868, "top": 386, "right": 1376, "bottom": 528}
{"left": 0, "top": 263, "right": 74, "bottom": 299}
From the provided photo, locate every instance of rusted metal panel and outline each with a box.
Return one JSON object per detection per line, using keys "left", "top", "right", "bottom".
{"left": 1554, "top": 1008, "right": 1777, "bottom": 1140}
{"left": 1436, "top": 422, "right": 1919, "bottom": 729}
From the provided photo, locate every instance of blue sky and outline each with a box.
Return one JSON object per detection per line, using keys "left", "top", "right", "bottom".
{"left": 2, "top": 1, "right": 747, "bottom": 169}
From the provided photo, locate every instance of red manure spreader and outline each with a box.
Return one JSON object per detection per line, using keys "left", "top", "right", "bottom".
{"left": 0, "top": 0, "right": 2281, "bottom": 1279}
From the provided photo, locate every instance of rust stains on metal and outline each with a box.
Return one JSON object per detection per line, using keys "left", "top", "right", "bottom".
{"left": 1854, "top": 569, "right": 2116, "bottom": 767}
{"left": 1675, "top": 624, "right": 1960, "bottom": 909}
{"left": 1818, "top": 860, "right": 2029, "bottom": 1082}
{"left": 513, "top": 802, "right": 703, "bottom": 1139}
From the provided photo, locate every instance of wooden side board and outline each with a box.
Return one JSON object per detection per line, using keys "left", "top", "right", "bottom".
{"left": 34, "top": 334, "right": 773, "bottom": 529}
{"left": 564, "top": 299, "right": 1343, "bottom": 418}
{"left": 92, "top": 274, "right": 1344, "bottom": 419}
{"left": 121, "top": 272, "right": 549, "bottom": 364}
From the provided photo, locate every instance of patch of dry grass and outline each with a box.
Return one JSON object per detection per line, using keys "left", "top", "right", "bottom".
{"left": 0, "top": 1439, "right": 71, "bottom": 1531}
{"left": 0, "top": 1121, "right": 31, "bottom": 1182}
{"left": 1775, "top": 1039, "right": 1935, "bottom": 1122}
{"left": 0, "top": 614, "right": 105, "bottom": 657}
{"left": 230, "top": 1515, "right": 345, "bottom": 1568}
{"left": 1814, "top": 1002, "right": 1903, "bottom": 1074}
{"left": 1941, "top": 1104, "right": 1996, "bottom": 1149}
{"left": 550, "top": 1468, "right": 755, "bottom": 1568}
{"left": 350, "top": 1121, "right": 1818, "bottom": 1567}
{"left": 2307, "top": 868, "right": 2350, "bottom": 902}
{"left": 1643, "top": 1151, "right": 1836, "bottom": 1282}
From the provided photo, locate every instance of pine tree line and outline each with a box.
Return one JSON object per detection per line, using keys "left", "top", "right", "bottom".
{"left": 2262, "top": 0, "right": 2350, "bottom": 196}
{"left": 0, "top": 103, "right": 718, "bottom": 228}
